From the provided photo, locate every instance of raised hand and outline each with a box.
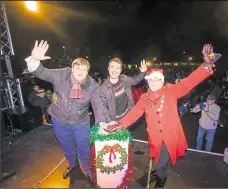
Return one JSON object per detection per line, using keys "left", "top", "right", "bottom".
{"left": 139, "top": 60, "right": 148, "bottom": 72}
{"left": 31, "top": 40, "right": 51, "bottom": 61}
{"left": 202, "top": 44, "right": 221, "bottom": 67}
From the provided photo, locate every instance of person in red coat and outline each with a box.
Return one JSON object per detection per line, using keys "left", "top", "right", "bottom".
{"left": 104, "top": 44, "right": 221, "bottom": 188}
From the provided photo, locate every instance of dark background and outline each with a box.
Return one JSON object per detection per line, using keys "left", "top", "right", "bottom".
{"left": 5, "top": 1, "right": 228, "bottom": 75}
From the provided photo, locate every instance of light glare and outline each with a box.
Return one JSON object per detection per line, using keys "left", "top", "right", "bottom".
{"left": 25, "top": 1, "right": 38, "bottom": 12}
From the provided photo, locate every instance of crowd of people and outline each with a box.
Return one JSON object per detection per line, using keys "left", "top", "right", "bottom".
{"left": 27, "top": 85, "right": 54, "bottom": 123}
{"left": 23, "top": 40, "right": 226, "bottom": 188}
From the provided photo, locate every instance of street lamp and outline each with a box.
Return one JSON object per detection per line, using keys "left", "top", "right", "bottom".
{"left": 188, "top": 57, "right": 193, "bottom": 61}
{"left": 153, "top": 57, "right": 157, "bottom": 61}
{"left": 147, "top": 61, "right": 152, "bottom": 67}
{"left": 25, "top": 1, "right": 38, "bottom": 12}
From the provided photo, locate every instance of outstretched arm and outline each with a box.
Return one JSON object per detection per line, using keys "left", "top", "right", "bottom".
{"left": 170, "top": 65, "right": 213, "bottom": 99}
{"left": 25, "top": 40, "right": 65, "bottom": 84}
{"left": 170, "top": 44, "right": 221, "bottom": 99}
{"left": 25, "top": 58, "right": 66, "bottom": 84}
{"left": 119, "top": 95, "right": 145, "bottom": 129}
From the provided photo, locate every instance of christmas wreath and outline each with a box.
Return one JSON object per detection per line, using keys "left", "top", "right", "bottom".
{"left": 96, "top": 144, "right": 128, "bottom": 174}
{"left": 90, "top": 124, "right": 133, "bottom": 188}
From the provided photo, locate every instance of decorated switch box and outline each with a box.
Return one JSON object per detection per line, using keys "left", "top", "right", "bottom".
{"left": 90, "top": 124, "right": 133, "bottom": 188}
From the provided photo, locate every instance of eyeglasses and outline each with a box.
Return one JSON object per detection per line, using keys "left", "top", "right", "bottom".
{"left": 148, "top": 79, "right": 162, "bottom": 82}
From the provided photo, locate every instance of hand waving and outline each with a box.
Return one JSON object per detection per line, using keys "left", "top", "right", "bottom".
{"left": 202, "top": 44, "right": 214, "bottom": 66}
{"left": 31, "top": 40, "right": 51, "bottom": 61}
{"left": 139, "top": 60, "right": 148, "bottom": 72}
{"left": 202, "top": 44, "right": 221, "bottom": 67}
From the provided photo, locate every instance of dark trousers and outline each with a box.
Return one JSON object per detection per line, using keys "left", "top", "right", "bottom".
{"left": 51, "top": 117, "right": 91, "bottom": 176}
{"left": 153, "top": 142, "right": 170, "bottom": 179}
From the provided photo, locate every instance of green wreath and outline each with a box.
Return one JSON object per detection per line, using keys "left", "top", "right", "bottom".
{"left": 95, "top": 144, "right": 128, "bottom": 174}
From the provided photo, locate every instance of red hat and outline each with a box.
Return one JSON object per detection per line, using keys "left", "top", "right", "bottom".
{"left": 145, "top": 68, "right": 164, "bottom": 82}
{"left": 38, "top": 88, "right": 45, "bottom": 93}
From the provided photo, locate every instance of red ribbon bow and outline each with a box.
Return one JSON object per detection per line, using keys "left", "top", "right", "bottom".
{"left": 104, "top": 144, "right": 120, "bottom": 163}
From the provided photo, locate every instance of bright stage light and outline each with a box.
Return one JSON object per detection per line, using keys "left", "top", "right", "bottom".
{"left": 25, "top": 1, "right": 38, "bottom": 12}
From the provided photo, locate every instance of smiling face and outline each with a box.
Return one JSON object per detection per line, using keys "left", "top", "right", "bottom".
{"left": 71, "top": 58, "right": 90, "bottom": 82}
{"left": 148, "top": 78, "right": 164, "bottom": 92}
{"left": 108, "top": 61, "right": 122, "bottom": 79}
{"left": 72, "top": 64, "right": 88, "bottom": 82}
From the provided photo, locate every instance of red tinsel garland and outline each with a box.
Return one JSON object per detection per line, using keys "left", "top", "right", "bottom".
{"left": 90, "top": 144, "right": 133, "bottom": 188}
{"left": 90, "top": 145, "right": 99, "bottom": 187}
{"left": 117, "top": 145, "right": 133, "bottom": 188}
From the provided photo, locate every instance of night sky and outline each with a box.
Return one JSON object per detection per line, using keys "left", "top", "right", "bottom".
{"left": 4, "top": 1, "right": 228, "bottom": 73}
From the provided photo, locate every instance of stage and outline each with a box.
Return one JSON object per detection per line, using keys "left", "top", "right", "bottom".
{"left": 1, "top": 125, "right": 228, "bottom": 188}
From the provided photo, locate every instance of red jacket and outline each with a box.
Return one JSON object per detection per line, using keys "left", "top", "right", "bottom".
{"left": 119, "top": 65, "right": 213, "bottom": 165}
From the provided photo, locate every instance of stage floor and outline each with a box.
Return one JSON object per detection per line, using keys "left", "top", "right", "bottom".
{"left": 1, "top": 125, "right": 228, "bottom": 188}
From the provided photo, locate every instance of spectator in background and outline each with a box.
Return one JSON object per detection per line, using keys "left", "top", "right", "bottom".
{"left": 28, "top": 87, "right": 51, "bottom": 123}
{"left": 45, "top": 89, "right": 53, "bottom": 104}
{"left": 192, "top": 94, "right": 221, "bottom": 152}
{"left": 28, "top": 88, "right": 49, "bottom": 108}
{"left": 28, "top": 85, "right": 39, "bottom": 105}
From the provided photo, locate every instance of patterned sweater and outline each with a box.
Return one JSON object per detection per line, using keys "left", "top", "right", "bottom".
{"left": 112, "top": 80, "right": 129, "bottom": 120}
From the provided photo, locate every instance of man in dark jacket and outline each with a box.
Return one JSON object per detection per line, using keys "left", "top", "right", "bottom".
{"left": 28, "top": 85, "right": 39, "bottom": 105}
{"left": 25, "top": 40, "right": 106, "bottom": 184}
{"left": 99, "top": 57, "right": 147, "bottom": 126}
{"left": 29, "top": 88, "right": 49, "bottom": 108}
{"left": 29, "top": 88, "right": 51, "bottom": 123}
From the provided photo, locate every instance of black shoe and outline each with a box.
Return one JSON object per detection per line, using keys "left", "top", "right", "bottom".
{"left": 63, "top": 167, "right": 75, "bottom": 179}
{"left": 149, "top": 170, "right": 157, "bottom": 184}
{"left": 154, "top": 177, "right": 167, "bottom": 188}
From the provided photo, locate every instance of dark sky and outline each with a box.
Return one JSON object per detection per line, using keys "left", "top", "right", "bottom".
{"left": 4, "top": 1, "right": 228, "bottom": 71}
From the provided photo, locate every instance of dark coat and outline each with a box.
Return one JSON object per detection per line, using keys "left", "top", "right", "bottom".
{"left": 30, "top": 64, "right": 105, "bottom": 125}
{"left": 99, "top": 72, "right": 146, "bottom": 122}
